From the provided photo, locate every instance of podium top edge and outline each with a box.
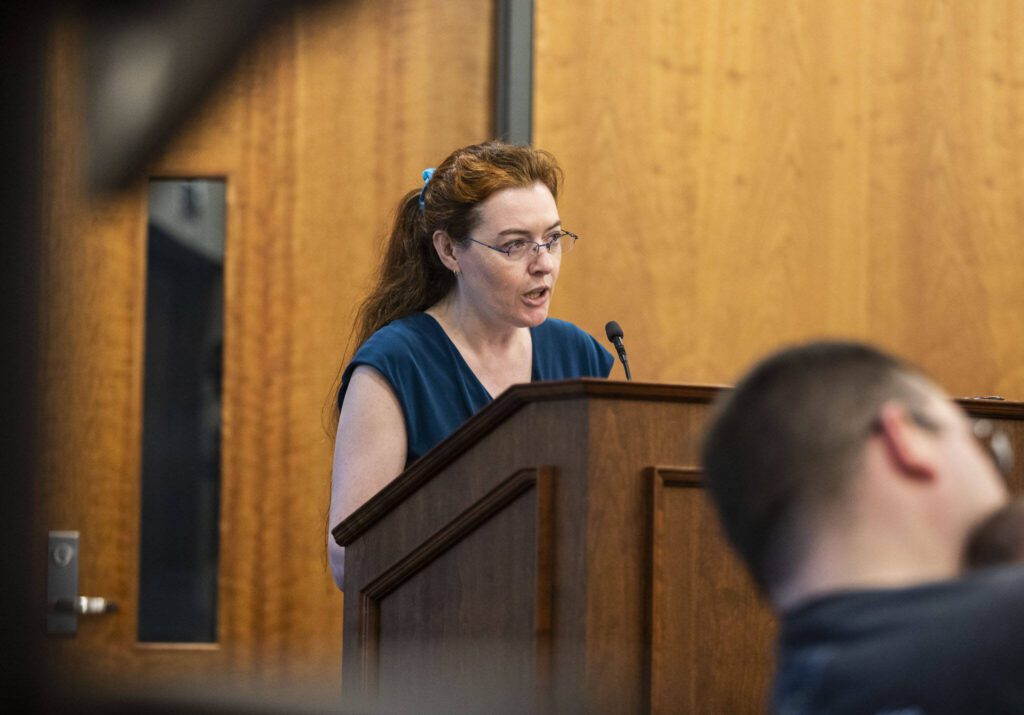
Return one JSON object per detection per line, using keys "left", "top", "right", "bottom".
{"left": 332, "top": 379, "right": 1024, "bottom": 545}
{"left": 333, "top": 380, "right": 725, "bottom": 545}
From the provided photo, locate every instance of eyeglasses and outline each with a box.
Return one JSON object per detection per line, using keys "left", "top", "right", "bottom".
{"left": 465, "top": 230, "right": 578, "bottom": 261}
{"left": 972, "top": 418, "right": 1015, "bottom": 482}
{"left": 871, "top": 411, "right": 1015, "bottom": 482}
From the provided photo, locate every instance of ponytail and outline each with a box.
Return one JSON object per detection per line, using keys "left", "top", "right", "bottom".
{"left": 353, "top": 190, "right": 455, "bottom": 347}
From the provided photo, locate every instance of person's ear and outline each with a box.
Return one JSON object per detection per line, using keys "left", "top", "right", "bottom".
{"left": 875, "top": 402, "right": 937, "bottom": 482}
{"left": 432, "top": 230, "right": 460, "bottom": 273}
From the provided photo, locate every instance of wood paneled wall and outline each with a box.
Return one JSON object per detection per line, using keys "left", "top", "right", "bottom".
{"left": 37, "top": 0, "right": 1024, "bottom": 702}
{"left": 536, "top": 0, "right": 1024, "bottom": 399}
{"left": 37, "top": 0, "right": 492, "bottom": 694}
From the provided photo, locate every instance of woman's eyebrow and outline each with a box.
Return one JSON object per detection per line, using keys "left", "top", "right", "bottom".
{"left": 495, "top": 220, "right": 562, "bottom": 238}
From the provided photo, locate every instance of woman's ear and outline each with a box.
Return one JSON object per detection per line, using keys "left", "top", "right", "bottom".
{"left": 432, "top": 230, "right": 460, "bottom": 273}
{"left": 876, "top": 402, "right": 938, "bottom": 483}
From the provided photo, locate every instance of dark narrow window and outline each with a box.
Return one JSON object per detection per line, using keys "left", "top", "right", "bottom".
{"left": 138, "top": 179, "right": 225, "bottom": 643}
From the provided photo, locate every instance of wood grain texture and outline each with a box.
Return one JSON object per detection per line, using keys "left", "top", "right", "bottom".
{"left": 536, "top": 0, "right": 1024, "bottom": 399}
{"left": 36, "top": 16, "right": 153, "bottom": 683}
{"left": 647, "top": 467, "right": 775, "bottom": 715}
{"left": 356, "top": 468, "right": 553, "bottom": 711}
{"left": 36, "top": 0, "right": 493, "bottom": 696}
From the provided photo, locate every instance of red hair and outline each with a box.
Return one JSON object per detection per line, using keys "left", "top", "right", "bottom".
{"left": 353, "top": 141, "right": 563, "bottom": 347}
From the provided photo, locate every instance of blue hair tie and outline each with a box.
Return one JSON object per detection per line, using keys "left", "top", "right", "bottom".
{"left": 418, "top": 168, "right": 436, "bottom": 211}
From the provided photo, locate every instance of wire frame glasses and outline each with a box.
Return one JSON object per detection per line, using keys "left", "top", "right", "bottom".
{"left": 972, "top": 418, "right": 1015, "bottom": 482}
{"left": 465, "top": 230, "right": 579, "bottom": 261}
{"left": 871, "top": 411, "right": 1015, "bottom": 482}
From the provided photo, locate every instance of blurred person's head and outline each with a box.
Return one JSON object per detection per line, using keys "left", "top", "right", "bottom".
{"left": 701, "top": 341, "right": 1008, "bottom": 609}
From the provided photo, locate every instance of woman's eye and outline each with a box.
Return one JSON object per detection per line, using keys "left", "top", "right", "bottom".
{"left": 504, "top": 240, "right": 528, "bottom": 252}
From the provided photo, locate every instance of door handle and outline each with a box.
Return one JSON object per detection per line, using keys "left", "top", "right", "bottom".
{"left": 51, "top": 597, "right": 119, "bottom": 616}
{"left": 47, "top": 531, "right": 119, "bottom": 636}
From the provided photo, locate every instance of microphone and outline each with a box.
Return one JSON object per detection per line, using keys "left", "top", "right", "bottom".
{"left": 604, "top": 320, "right": 632, "bottom": 381}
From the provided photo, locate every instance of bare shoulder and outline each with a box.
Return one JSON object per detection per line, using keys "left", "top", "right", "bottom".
{"left": 344, "top": 364, "right": 401, "bottom": 409}
{"left": 331, "top": 365, "right": 407, "bottom": 523}
{"left": 337, "top": 365, "right": 405, "bottom": 454}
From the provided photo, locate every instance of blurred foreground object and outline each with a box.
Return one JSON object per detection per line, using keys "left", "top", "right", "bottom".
{"left": 84, "top": 0, "right": 301, "bottom": 191}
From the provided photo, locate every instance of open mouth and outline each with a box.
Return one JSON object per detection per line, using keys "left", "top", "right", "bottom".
{"left": 524, "top": 287, "right": 549, "bottom": 301}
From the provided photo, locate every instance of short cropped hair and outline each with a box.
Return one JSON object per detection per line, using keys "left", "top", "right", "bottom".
{"left": 700, "top": 341, "right": 931, "bottom": 595}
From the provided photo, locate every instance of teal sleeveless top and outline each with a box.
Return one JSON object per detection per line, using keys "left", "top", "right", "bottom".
{"left": 338, "top": 313, "right": 614, "bottom": 466}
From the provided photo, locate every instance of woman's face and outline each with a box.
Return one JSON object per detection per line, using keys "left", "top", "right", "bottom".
{"left": 452, "top": 181, "right": 562, "bottom": 330}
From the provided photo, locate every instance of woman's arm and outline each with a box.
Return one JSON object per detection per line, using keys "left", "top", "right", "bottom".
{"left": 328, "top": 365, "right": 408, "bottom": 589}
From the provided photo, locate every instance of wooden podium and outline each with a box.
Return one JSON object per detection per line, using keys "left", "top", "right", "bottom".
{"left": 333, "top": 380, "right": 776, "bottom": 713}
{"left": 332, "top": 380, "right": 1024, "bottom": 713}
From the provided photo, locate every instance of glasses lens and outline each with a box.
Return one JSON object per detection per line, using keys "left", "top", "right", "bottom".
{"left": 973, "top": 419, "right": 1015, "bottom": 481}
{"left": 505, "top": 241, "right": 529, "bottom": 260}
{"left": 502, "top": 232, "right": 579, "bottom": 260}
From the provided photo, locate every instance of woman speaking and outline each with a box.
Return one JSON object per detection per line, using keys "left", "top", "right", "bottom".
{"left": 328, "top": 141, "right": 613, "bottom": 588}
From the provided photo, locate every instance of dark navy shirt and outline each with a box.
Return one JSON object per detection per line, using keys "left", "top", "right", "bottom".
{"left": 774, "top": 565, "right": 1024, "bottom": 715}
{"left": 338, "top": 312, "right": 614, "bottom": 466}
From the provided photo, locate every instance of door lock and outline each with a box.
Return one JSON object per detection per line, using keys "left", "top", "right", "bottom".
{"left": 47, "top": 531, "right": 118, "bottom": 636}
